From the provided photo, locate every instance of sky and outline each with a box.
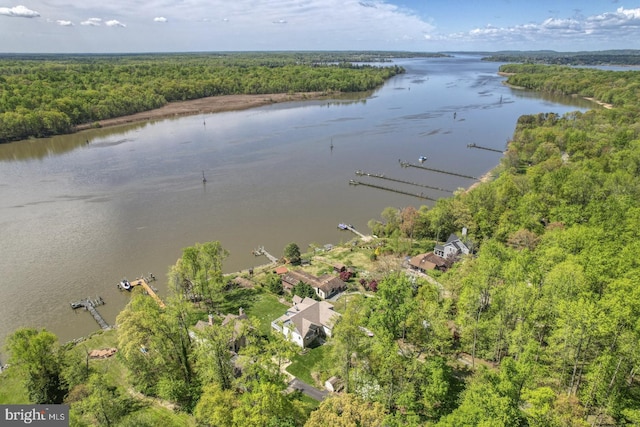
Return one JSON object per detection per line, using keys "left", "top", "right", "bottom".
{"left": 1, "top": 0, "right": 639, "bottom": 53}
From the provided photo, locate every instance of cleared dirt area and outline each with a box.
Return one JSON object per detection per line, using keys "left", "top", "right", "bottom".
{"left": 74, "top": 92, "right": 327, "bottom": 131}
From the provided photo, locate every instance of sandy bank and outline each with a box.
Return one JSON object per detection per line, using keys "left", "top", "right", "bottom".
{"left": 74, "top": 92, "right": 328, "bottom": 131}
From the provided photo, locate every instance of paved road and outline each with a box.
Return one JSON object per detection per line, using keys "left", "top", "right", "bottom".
{"left": 288, "top": 378, "right": 328, "bottom": 401}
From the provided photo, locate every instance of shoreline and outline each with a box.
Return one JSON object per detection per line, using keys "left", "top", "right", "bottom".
{"left": 74, "top": 91, "right": 331, "bottom": 132}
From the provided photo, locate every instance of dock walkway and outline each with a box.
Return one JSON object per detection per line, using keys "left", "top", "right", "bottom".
{"left": 253, "top": 246, "right": 278, "bottom": 264}
{"left": 130, "top": 278, "right": 166, "bottom": 308}
{"left": 338, "top": 223, "right": 375, "bottom": 242}
{"left": 71, "top": 297, "right": 110, "bottom": 330}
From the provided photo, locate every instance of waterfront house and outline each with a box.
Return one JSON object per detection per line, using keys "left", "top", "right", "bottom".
{"left": 192, "top": 308, "right": 249, "bottom": 353}
{"left": 409, "top": 252, "right": 448, "bottom": 273}
{"left": 281, "top": 270, "right": 347, "bottom": 299}
{"left": 433, "top": 233, "right": 470, "bottom": 259}
{"left": 271, "top": 296, "right": 340, "bottom": 348}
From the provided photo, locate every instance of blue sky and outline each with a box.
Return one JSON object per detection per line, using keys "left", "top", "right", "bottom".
{"left": 1, "top": 1, "right": 639, "bottom": 53}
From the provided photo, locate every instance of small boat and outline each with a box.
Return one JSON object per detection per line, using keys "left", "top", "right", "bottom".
{"left": 119, "top": 279, "right": 131, "bottom": 291}
{"left": 338, "top": 223, "right": 349, "bottom": 230}
{"left": 419, "top": 156, "right": 428, "bottom": 163}
{"left": 70, "top": 301, "right": 84, "bottom": 309}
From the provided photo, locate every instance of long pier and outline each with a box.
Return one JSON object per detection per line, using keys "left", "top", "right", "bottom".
{"left": 467, "top": 143, "right": 504, "bottom": 153}
{"left": 130, "top": 278, "right": 166, "bottom": 308}
{"left": 399, "top": 160, "right": 478, "bottom": 180}
{"left": 339, "top": 223, "right": 368, "bottom": 240}
{"left": 70, "top": 297, "right": 110, "bottom": 330}
{"left": 355, "top": 170, "right": 453, "bottom": 193}
{"left": 253, "top": 246, "right": 278, "bottom": 264}
{"left": 349, "top": 180, "right": 436, "bottom": 201}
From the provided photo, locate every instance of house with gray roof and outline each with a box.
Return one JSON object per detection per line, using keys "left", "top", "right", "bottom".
{"left": 271, "top": 296, "right": 341, "bottom": 348}
{"left": 434, "top": 233, "right": 470, "bottom": 260}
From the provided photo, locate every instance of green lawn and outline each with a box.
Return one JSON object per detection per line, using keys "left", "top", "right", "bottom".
{"left": 286, "top": 344, "right": 332, "bottom": 386}
{"left": 243, "top": 292, "right": 289, "bottom": 336}
{"left": 0, "top": 365, "right": 29, "bottom": 404}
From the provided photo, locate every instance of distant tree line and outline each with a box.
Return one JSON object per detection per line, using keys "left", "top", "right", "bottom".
{"left": 499, "top": 63, "right": 640, "bottom": 108}
{"left": 483, "top": 49, "right": 640, "bottom": 65}
{"left": 0, "top": 52, "right": 411, "bottom": 143}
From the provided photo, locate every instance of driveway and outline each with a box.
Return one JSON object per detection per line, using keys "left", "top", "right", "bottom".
{"left": 288, "top": 378, "right": 329, "bottom": 401}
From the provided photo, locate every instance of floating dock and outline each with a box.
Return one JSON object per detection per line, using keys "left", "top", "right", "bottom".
{"left": 70, "top": 297, "right": 110, "bottom": 330}
{"left": 129, "top": 278, "right": 166, "bottom": 308}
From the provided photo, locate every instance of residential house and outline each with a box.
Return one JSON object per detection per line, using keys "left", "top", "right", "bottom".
{"left": 408, "top": 252, "right": 448, "bottom": 273}
{"left": 271, "top": 296, "right": 341, "bottom": 348}
{"left": 281, "top": 270, "right": 347, "bottom": 300}
{"left": 192, "top": 308, "right": 249, "bottom": 354}
{"left": 434, "top": 233, "right": 470, "bottom": 259}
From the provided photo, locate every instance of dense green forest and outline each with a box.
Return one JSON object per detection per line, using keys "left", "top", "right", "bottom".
{"left": 3, "top": 63, "right": 640, "bottom": 426}
{"left": 482, "top": 49, "right": 640, "bottom": 65}
{"left": 0, "top": 52, "right": 413, "bottom": 143}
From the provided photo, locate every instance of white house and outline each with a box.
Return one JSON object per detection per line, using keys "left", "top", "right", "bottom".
{"left": 434, "top": 233, "right": 470, "bottom": 259}
{"left": 271, "top": 296, "right": 341, "bottom": 348}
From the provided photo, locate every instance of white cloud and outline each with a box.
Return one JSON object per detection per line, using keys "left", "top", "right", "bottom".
{"left": 81, "top": 17, "right": 102, "bottom": 26}
{"left": 0, "top": 5, "right": 40, "bottom": 18}
{"left": 105, "top": 19, "right": 125, "bottom": 27}
{"left": 56, "top": 20, "right": 73, "bottom": 26}
{"left": 2, "top": 1, "right": 639, "bottom": 53}
{"left": 449, "top": 6, "right": 640, "bottom": 48}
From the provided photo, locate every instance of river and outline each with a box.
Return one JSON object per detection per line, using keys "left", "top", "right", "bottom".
{"left": 0, "top": 55, "right": 595, "bottom": 349}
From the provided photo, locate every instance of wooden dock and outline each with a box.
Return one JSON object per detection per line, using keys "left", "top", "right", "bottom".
{"left": 349, "top": 179, "right": 436, "bottom": 201}
{"left": 467, "top": 143, "right": 504, "bottom": 153}
{"left": 355, "top": 170, "right": 453, "bottom": 193}
{"left": 399, "top": 160, "right": 478, "bottom": 180}
{"left": 130, "top": 278, "right": 166, "bottom": 308}
{"left": 70, "top": 297, "right": 110, "bottom": 330}
{"left": 338, "top": 223, "right": 375, "bottom": 242}
{"left": 253, "top": 246, "right": 278, "bottom": 264}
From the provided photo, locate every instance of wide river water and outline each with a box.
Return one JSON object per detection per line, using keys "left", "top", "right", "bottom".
{"left": 0, "top": 55, "right": 595, "bottom": 350}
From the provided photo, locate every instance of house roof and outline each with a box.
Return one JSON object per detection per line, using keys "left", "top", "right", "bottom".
{"left": 409, "top": 252, "right": 446, "bottom": 270}
{"left": 274, "top": 266, "right": 289, "bottom": 275}
{"left": 282, "top": 270, "right": 346, "bottom": 296}
{"left": 275, "top": 297, "right": 340, "bottom": 341}
{"left": 282, "top": 270, "right": 318, "bottom": 286}
{"left": 316, "top": 274, "right": 347, "bottom": 295}
{"left": 445, "top": 233, "right": 460, "bottom": 244}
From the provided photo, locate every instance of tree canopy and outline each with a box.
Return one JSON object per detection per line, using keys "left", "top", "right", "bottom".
{"left": 0, "top": 52, "right": 405, "bottom": 142}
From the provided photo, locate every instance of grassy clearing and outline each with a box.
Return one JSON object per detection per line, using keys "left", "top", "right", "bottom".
{"left": 0, "top": 365, "right": 29, "bottom": 404}
{"left": 244, "top": 292, "right": 289, "bottom": 336}
{"left": 116, "top": 402, "right": 195, "bottom": 426}
{"left": 286, "top": 345, "right": 332, "bottom": 386}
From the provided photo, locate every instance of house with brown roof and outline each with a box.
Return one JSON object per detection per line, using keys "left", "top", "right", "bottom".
{"left": 281, "top": 270, "right": 346, "bottom": 300}
{"left": 409, "top": 252, "right": 448, "bottom": 273}
{"left": 271, "top": 296, "right": 341, "bottom": 348}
